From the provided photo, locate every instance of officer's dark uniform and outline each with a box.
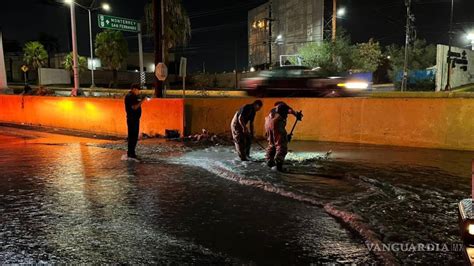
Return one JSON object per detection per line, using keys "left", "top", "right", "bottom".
{"left": 231, "top": 104, "right": 256, "bottom": 160}
{"left": 124, "top": 92, "right": 142, "bottom": 158}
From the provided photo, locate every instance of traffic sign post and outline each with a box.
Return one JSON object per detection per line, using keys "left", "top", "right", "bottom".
{"left": 21, "top": 65, "right": 29, "bottom": 86}
{"left": 98, "top": 14, "right": 144, "bottom": 87}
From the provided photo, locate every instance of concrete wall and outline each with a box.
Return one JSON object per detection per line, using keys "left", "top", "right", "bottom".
{"left": 185, "top": 98, "right": 474, "bottom": 151}
{"left": 436, "top": 44, "right": 474, "bottom": 91}
{"left": 38, "top": 68, "right": 71, "bottom": 85}
{"left": 0, "top": 95, "right": 184, "bottom": 137}
{"left": 3, "top": 96, "right": 474, "bottom": 151}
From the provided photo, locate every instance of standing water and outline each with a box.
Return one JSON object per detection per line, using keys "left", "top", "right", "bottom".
{"left": 0, "top": 127, "right": 374, "bottom": 264}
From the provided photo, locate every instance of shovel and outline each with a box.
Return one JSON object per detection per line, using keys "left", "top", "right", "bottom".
{"left": 287, "top": 111, "right": 303, "bottom": 143}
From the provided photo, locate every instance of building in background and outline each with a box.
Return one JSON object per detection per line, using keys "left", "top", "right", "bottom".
{"left": 248, "top": 0, "right": 324, "bottom": 68}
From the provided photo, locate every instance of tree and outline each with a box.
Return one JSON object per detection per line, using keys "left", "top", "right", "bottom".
{"left": 63, "top": 52, "right": 88, "bottom": 73}
{"left": 296, "top": 31, "right": 353, "bottom": 75}
{"left": 386, "top": 39, "right": 436, "bottom": 90}
{"left": 144, "top": 0, "right": 191, "bottom": 62}
{"left": 23, "top": 41, "right": 48, "bottom": 70}
{"left": 95, "top": 30, "right": 128, "bottom": 87}
{"left": 38, "top": 33, "right": 60, "bottom": 68}
{"left": 352, "top": 39, "right": 382, "bottom": 73}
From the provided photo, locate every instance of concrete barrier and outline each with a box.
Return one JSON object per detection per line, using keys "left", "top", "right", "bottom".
{"left": 0, "top": 95, "right": 184, "bottom": 137}
{"left": 2, "top": 95, "right": 474, "bottom": 151}
{"left": 185, "top": 98, "right": 474, "bottom": 151}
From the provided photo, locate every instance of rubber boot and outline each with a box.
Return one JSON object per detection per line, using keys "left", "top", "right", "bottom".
{"left": 276, "top": 162, "right": 284, "bottom": 172}
{"left": 267, "top": 160, "right": 275, "bottom": 168}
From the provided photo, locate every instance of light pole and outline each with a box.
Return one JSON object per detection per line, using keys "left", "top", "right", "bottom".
{"left": 65, "top": 0, "right": 80, "bottom": 96}
{"left": 65, "top": 1, "right": 110, "bottom": 88}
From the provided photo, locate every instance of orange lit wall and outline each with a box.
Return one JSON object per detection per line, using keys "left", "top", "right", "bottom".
{"left": 0, "top": 95, "right": 184, "bottom": 137}
{"left": 185, "top": 98, "right": 474, "bottom": 151}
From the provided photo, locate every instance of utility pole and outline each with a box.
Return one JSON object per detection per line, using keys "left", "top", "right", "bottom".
{"left": 153, "top": 0, "right": 164, "bottom": 97}
{"left": 268, "top": 0, "right": 273, "bottom": 69}
{"left": 445, "top": 0, "right": 454, "bottom": 91}
{"left": 401, "top": 0, "right": 413, "bottom": 92}
{"left": 0, "top": 31, "right": 7, "bottom": 90}
{"left": 332, "top": 0, "right": 337, "bottom": 42}
{"left": 88, "top": 9, "right": 95, "bottom": 87}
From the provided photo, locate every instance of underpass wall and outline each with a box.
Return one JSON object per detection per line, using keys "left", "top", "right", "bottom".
{"left": 185, "top": 98, "right": 474, "bottom": 151}
{"left": 0, "top": 95, "right": 184, "bottom": 137}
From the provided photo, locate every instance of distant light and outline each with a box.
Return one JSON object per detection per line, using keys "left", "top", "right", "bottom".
{"left": 102, "top": 3, "right": 111, "bottom": 11}
{"left": 387, "top": 56, "right": 391, "bottom": 60}
{"left": 337, "top": 7, "right": 346, "bottom": 17}
{"left": 64, "top": 0, "right": 74, "bottom": 4}
{"left": 467, "top": 33, "right": 474, "bottom": 41}
{"left": 149, "top": 63, "right": 156, "bottom": 73}
{"left": 250, "top": 67, "right": 256, "bottom": 72}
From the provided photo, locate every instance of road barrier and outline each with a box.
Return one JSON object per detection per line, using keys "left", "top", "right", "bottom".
{"left": 0, "top": 95, "right": 184, "bottom": 137}
{"left": 2, "top": 95, "right": 474, "bottom": 150}
{"left": 185, "top": 98, "right": 474, "bottom": 151}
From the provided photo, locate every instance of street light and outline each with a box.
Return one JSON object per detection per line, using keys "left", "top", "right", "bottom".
{"left": 102, "top": 3, "right": 111, "bottom": 11}
{"left": 64, "top": 0, "right": 111, "bottom": 88}
{"left": 337, "top": 7, "right": 346, "bottom": 18}
{"left": 467, "top": 33, "right": 474, "bottom": 51}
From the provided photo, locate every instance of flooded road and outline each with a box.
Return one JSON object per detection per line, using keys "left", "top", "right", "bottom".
{"left": 0, "top": 127, "right": 373, "bottom": 264}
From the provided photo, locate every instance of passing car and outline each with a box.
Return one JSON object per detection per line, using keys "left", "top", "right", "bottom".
{"left": 241, "top": 66, "right": 369, "bottom": 97}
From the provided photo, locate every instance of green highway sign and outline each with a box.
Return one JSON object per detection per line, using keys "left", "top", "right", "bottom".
{"left": 98, "top": 14, "right": 140, "bottom": 33}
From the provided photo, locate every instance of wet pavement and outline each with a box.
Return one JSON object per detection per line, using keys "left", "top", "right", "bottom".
{"left": 0, "top": 126, "right": 471, "bottom": 264}
{"left": 0, "top": 126, "right": 373, "bottom": 264}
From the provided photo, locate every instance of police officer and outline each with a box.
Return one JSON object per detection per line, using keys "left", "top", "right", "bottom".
{"left": 124, "top": 84, "right": 147, "bottom": 160}
{"left": 230, "top": 100, "right": 263, "bottom": 161}
{"left": 265, "top": 102, "right": 303, "bottom": 171}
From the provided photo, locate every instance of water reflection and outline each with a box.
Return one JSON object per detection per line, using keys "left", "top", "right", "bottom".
{"left": 0, "top": 131, "right": 373, "bottom": 264}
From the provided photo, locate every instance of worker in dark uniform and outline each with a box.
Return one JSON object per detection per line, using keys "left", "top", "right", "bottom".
{"left": 230, "top": 100, "right": 263, "bottom": 161}
{"left": 265, "top": 102, "right": 303, "bottom": 171}
{"left": 124, "top": 84, "right": 147, "bottom": 160}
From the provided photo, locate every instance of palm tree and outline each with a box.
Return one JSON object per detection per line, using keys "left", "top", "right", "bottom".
{"left": 95, "top": 30, "right": 128, "bottom": 88}
{"left": 63, "top": 52, "right": 88, "bottom": 73}
{"left": 144, "top": 0, "right": 191, "bottom": 62}
{"left": 23, "top": 41, "right": 48, "bottom": 70}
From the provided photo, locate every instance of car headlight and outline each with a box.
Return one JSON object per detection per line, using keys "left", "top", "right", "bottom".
{"left": 337, "top": 81, "right": 369, "bottom": 90}
{"left": 469, "top": 224, "right": 474, "bottom": 236}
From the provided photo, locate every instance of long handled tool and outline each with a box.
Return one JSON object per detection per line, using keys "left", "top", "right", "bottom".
{"left": 255, "top": 138, "right": 266, "bottom": 150}
{"left": 287, "top": 111, "right": 303, "bottom": 142}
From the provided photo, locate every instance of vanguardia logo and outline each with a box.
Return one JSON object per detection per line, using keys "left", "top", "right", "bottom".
{"left": 366, "top": 243, "right": 464, "bottom": 252}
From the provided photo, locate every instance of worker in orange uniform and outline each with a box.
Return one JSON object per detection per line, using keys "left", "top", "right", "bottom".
{"left": 265, "top": 102, "right": 303, "bottom": 171}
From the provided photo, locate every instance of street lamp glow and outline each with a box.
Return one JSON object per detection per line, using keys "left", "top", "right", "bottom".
{"left": 467, "top": 33, "right": 474, "bottom": 41}
{"left": 467, "top": 33, "right": 474, "bottom": 51}
{"left": 337, "top": 7, "right": 346, "bottom": 17}
{"left": 102, "top": 3, "right": 111, "bottom": 11}
{"left": 64, "top": 0, "right": 73, "bottom": 4}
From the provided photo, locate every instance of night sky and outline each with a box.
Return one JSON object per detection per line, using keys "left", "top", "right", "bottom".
{"left": 1, "top": 0, "right": 474, "bottom": 73}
